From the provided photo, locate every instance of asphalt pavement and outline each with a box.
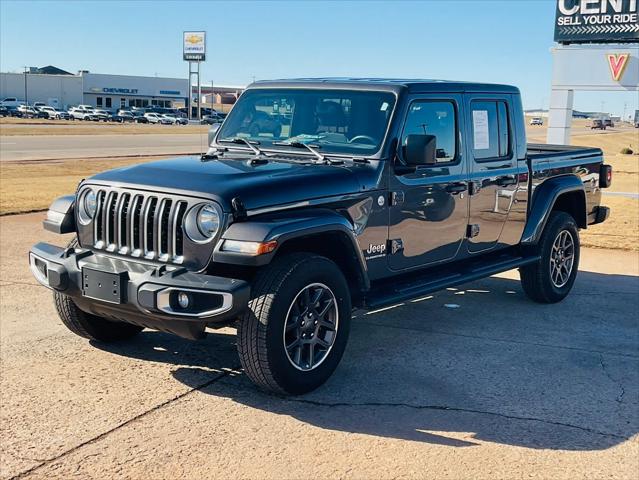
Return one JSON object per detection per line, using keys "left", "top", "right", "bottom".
{"left": 0, "top": 134, "right": 206, "bottom": 162}
{"left": 1, "top": 212, "right": 638, "bottom": 479}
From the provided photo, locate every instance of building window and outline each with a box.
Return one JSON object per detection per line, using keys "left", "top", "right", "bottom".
{"left": 105, "top": 97, "right": 112, "bottom": 108}
{"left": 120, "top": 98, "right": 126, "bottom": 108}
{"left": 96, "top": 97, "right": 103, "bottom": 107}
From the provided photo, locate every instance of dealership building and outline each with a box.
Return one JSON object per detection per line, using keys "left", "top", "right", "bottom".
{"left": 0, "top": 66, "right": 191, "bottom": 110}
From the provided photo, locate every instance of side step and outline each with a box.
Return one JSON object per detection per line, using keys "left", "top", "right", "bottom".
{"left": 364, "top": 252, "right": 540, "bottom": 310}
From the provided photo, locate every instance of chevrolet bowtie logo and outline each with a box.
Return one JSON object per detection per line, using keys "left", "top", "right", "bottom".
{"left": 185, "top": 35, "right": 203, "bottom": 44}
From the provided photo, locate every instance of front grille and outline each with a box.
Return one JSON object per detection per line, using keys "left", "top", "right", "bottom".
{"left": 92, "top": 188, "right": 189, "bottom": 264}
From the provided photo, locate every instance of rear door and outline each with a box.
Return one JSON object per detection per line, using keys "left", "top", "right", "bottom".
{"left": 388, "top": 94, "right": 469, "bottom": 270}
{"left": 465, "top": 95, "right": 520, "bottom": 253}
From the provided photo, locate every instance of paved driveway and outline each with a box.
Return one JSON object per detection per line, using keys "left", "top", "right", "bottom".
{"left": 1, "top": 213, "right": 637, "bottom": 479}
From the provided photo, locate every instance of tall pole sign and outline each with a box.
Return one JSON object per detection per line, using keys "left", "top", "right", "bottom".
{"left": 555, "top": 0, "right": 639, "bottom": 44}
{"left": 548, "top": 0, "right": 639, "bottom": 146}
{"left": 183, "top": 31, "right": 206, "bottom": 121}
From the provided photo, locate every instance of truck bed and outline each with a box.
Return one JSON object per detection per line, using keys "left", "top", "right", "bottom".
{"left": 527, "top": 143, "right": 602, "bottom": 161}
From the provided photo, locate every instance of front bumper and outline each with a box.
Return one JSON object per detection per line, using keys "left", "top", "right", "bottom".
{"left": 29, "top": 242, "right": 250, "bottom": 339}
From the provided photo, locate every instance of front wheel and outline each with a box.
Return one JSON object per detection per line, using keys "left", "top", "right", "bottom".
{"left": 237, "top": 253, "right": 351, "bottom": 395}
{"left": 520, "top": 211, "right": 580, "bottom": 303}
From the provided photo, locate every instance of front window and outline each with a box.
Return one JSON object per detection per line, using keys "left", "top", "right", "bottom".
{"left": 217, "top": 89, "right": 396, "bottom": 156}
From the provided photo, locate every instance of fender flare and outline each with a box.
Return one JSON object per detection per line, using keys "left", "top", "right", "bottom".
{"left": 43, "top": 195, "right": 76, "bottom": 234}
{"left": 520, "top": 175, "right": 586, "bottom": 245}
{"left": 212, "top": 208, "right": 369, "bottom": 288}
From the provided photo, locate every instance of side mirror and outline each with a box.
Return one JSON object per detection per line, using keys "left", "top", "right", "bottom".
{"left": 208, "top": 123, "right": 221, "bottom": 146}
{"left": 404, "top": 134, "right": 437, "bottom": 166}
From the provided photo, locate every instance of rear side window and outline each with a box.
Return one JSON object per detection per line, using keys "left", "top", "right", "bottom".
{"left": 471, "top": 101, "right": 510, "bottom": 160}
{"left": 401, "top": 101, "right": 457, "bottom": 164}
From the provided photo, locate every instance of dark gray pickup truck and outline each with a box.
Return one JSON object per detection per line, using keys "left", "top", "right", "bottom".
{"left": 30, "top": 79, "right": 611, "bottom": 394}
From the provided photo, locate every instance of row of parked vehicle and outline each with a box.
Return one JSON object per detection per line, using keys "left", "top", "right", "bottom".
{"left": 0, "top": 99, "right": 228, "bottom": 126}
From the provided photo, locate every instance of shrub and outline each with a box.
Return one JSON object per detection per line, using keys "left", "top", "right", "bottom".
{"left": 620, "top": 147, "right": 634, "bottom": 155}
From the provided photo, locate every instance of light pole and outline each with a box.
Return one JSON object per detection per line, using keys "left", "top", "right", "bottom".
{"left": 22, "top": 66, "right": 28, "bottom": 105}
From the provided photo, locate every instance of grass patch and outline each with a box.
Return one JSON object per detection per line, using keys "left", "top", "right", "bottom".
{"left": 0, "top": 157, "right": 163, "bottom": 215}
{"left": 581, "top": 196, "right": 638, "bottom": 251}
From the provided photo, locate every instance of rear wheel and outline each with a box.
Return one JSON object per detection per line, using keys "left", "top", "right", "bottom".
{"left": 520, "top": 212, "right": 580, "bottom": 303}
{"left": 237, "top": 253, "right": 351, "bottom": 395}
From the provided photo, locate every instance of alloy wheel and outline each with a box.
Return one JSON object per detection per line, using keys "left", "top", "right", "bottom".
{"left": 550, "top": 230, "right": 575, "bottom": 288}
{"left": 283, "top": 283, "right": 339, "bottom": 371}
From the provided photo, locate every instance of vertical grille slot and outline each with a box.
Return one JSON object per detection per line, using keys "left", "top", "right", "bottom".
{"left": 105, "top": 192, "right": 119, "bottom": 250}
{"left": 128, "top": 195, "right": 142, "bottom": 253}
{"left": 173, "top": 201, "right": 187, "bottom": 257}
{"left": 144, "top": 197, "right": 158, "bottom": 257}
{"left": 115, "top": 193, "right": 130, "bottom": 251}
{"left": 159, "top": 199, "right": 173, "bottom": 258}
{"left": 93, "top": 190, "right": 106, "bottom": 246}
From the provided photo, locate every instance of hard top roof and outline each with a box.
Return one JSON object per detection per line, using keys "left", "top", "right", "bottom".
{"left": 251, "top": 77, "right": 520, "bottom": 94}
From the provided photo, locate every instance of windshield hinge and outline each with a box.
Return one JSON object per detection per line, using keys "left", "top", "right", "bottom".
{"left": 231, "top": 197, "right": 247, "bottom": 221}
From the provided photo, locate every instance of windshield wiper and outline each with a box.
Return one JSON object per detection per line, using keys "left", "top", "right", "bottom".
{"left": 219, "top": 138, "right": 266, "bottom": 156}
{"left": 273, "top": 141, "right": 336, "bottom": 164}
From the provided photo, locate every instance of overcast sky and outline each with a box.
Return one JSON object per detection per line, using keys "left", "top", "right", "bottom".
{"left": 1, "top": 0, "right": 637, "bottom": 116}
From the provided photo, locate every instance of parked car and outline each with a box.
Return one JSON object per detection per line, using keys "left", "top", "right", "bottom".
{"left": 111, "top": 111, "right": 136, "bottom": 123}
{"left": 0, "top": 97, "right": 24, "bottom": 108}
{"left": 0, "top": 106, "right": 9, "bottom": 117}
{"left": 132, "top": 111, "right": 149, "bottom": 124}
{"left": 69, "top": 105, "right": 95, "bottom": 120}
{"left": 91, "top": 109, "right": 111, "bottom": 122}
{"left": 529, "top": 117, "right": 543, "bottom": 126}
{"left": 55, "top": 110, "right": 71, "bottom": 120}
{"left": 161, "top": 114, "right": 188, "bottom": 125}
{"left": 591, "top": 119, "right": 607, "bottom": 130}
{"left": 17, "top": 105, "right": 38, "bottom": 118}
{"left": 144, "top": 112, "right": 170, "bottom": 124}
{"left": 4, "top": 106, "right": 23, "bottom": 117}
{"left": 30, "top": 78, "right": 612, "bottom": 396}
{"left": 200, "top": 113, "right": 227, "bottom": 125}
{"left": 603, "top": 119, "right": 614, "bottom": 128}
{"left": 39, "top": 106, "right": 62, "bottom": 119}
{"left": 32, "top": 102, "right": 47, "bottom": 110}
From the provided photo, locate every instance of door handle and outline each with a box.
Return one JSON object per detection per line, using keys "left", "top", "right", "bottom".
{"left": 496, "top": 176, "right": 517, "bottom": 187}
{"left": 445, "top": 182, "right": 467, "bottom": 194}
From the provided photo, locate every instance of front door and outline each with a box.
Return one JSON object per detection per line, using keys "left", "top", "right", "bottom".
{"left": 465, "top": 95, "right": 519, "bottom": 253}
{"left": 388, "top": 95, "right": 469, "bottom": 270}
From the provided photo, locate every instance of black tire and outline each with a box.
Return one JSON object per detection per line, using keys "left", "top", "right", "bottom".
{"left": 237, "top": 253, "right": 352, "bottom": 395}
{"left": 53, "top": 239, "right": 143, "bottom": 342}
{"left": 520, "top": 211, "right": 580, "bottom": 304}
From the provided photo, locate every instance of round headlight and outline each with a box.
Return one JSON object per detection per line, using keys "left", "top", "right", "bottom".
{"left": 84, "top": 190, "right": 97, "bottom": 218}
{"left": 196, "top": 204, "right": 221, "bottom": 238}
{"left": 184, "top": 202, "right": 223, "bottom": 243}
{"left": 78, "top": 189, "right": 97, "bottom": 224}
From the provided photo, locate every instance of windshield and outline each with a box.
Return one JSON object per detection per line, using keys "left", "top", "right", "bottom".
{"left": 217, "top": 88, "right": 396, "bottom": 156}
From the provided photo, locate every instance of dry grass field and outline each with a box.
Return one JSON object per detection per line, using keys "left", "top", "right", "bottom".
{"left": 0, "top": 156, "right": 161, "bottom": 214}
{"left": 1, "top": 118, "right": 637, "bottom": 250}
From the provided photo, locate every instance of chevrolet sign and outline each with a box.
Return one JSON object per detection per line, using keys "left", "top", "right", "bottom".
{"left": 555, "top": 0, "right": 639, "bottom": 44}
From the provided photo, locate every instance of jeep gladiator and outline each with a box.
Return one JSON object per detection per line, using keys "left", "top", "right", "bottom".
{"left": 30, "top": 79, "right": 611, "bottom": 395}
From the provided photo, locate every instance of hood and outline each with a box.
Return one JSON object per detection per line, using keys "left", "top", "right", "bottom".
{"left": 88, "top": 155, "right": 364, "bottom": 212}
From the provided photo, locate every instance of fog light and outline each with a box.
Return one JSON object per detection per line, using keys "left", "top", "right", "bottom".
{"left": 177, "top": 292, "right": 190, "bottom": 309}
